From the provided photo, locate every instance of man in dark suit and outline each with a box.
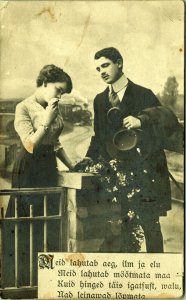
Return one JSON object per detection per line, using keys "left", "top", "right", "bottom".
{"left": 85, "top": 47, "right": 172, "bottom": 253}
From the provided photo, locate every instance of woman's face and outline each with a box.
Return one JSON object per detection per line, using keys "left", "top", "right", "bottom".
{"left": 43, "top": 82, "right": 68, "bottom": 103}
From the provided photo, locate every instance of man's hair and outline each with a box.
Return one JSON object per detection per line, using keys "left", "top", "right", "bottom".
{"left": 36, "top": 64, "right": 72, "bottom": 93}
{"left": 94, "top": 47, "right": 123, "bottom": 65}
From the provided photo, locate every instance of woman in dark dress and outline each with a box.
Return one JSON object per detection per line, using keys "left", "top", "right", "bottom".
{"left": 4, "top": 65, "right": 74, "bottom": 287}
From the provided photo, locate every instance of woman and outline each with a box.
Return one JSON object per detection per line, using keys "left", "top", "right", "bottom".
{"left": 13, "top": 64, "right": 74, "bottom": 188}
{"left": 4, "top": 65, "right": 74, "bottom": 287}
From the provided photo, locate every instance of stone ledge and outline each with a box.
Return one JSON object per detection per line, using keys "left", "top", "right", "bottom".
{"left": 58, "top": 172, "right": 98, "bottom": 190}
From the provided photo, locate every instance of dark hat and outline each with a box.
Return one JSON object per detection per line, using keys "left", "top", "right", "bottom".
{"left": 113, "top": 128, "right": 138, "bottom": 151}
{"left": 106, "top": 107, "right": 154, "bottom": 160}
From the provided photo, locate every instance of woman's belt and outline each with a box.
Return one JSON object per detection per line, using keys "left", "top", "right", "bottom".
{"left": 33, "top": 144, "right": 55, "bottom": 154}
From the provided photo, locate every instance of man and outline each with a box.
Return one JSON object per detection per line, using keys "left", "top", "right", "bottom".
{"left": 85, "top": 47, "right": 172, "bottom": 253}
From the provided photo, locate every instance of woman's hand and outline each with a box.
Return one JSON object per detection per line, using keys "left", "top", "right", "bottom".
{"left": 68, "top": 163, "right": 76, "bottom": 172}
{"left": 43, "top": 98, "right": 59, "bottom": 126}
{"left": 73, "top": 157, "right": 93, "bottom": 172}
{"left": 56, "top": 147, "right": 75, "bottom": 171}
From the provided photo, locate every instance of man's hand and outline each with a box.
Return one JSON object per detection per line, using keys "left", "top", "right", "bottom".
{"left": 123, "top": 116, "right": 141, "bottom": 129}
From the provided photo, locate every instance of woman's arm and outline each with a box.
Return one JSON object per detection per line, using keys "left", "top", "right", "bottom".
{"left": 56, "top": 147, "right": 74, "bottom": 170}
{"left": 15, "top": 99, "right": 58, "bottom": 153}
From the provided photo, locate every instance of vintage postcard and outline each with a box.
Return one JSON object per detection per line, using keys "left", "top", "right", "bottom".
{"left": 0, "top": 0, "right": 184, "bottom": 299}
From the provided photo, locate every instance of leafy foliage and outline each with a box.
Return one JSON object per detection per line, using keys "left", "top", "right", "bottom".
{"left": 77, "top": 156, "right": 144, "bottom": 252}
{"left": 161, "top": 76, "right": 179, "bottom": 109}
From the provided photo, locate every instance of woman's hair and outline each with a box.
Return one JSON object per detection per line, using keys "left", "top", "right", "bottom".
{"left": 94, "top": 47, "right": 123, "bottom": 66}
{"left": 36, "top": 64, "right": 72, "bottom": 93}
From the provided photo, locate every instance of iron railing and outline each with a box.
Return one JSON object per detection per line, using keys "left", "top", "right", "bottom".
{"left": 0, "top": 187, "right": 67, "bottom": 298}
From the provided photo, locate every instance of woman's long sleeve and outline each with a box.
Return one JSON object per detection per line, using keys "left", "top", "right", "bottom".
{"left": 14, "top": 102, "right": 35, "bottom": 153}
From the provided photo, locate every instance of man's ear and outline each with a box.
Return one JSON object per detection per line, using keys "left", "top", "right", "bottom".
{"left": 116, "top": 59, "right": 123, "bottom": 70}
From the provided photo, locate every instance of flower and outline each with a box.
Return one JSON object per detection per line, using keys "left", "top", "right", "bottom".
{"left": 128, "top": 210, "right": 135, "bottom": 219}
{"left": 118, "top": 174, "right": 127, "bottom": 186}
{"left": 105, "top": 176, "right": 110, "bottom": 183}
{"left": 109, "top": 159, "right": 117, "bottom": 167}
{"left": 127, "top": 189, "right": 136, "bottom": 199}
{"left": 113, "top": 186, "right": 118, "bottom": 191}
{"left": 112, "top": 197, "right": 117, "bottom": 203}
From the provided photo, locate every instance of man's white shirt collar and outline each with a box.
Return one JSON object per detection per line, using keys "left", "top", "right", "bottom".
{"left": 109, "top": 74, "right": 128, "bottom": 102}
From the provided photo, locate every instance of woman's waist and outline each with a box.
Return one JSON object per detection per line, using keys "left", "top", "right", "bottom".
{"left": 33, "top": 144, "right": 56, "bottom": 158}
{"left": 18, "top": 143, "right": 55, "bottom": 156}
{"left": 35, "top": 144, "right": 55, "bottom": 151}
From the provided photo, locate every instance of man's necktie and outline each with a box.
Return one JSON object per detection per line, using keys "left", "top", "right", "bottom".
{"left": 109, "top": 86, "right": 120, "bottom": 107}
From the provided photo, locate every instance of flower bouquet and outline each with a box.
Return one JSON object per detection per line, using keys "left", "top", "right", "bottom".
{"left": 75, "top": 156, "right": 144, "bottom": 252}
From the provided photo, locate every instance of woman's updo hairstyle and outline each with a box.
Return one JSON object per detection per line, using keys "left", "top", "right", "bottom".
{"left": 36, "top": 64, "right": 72, "bottom": 93}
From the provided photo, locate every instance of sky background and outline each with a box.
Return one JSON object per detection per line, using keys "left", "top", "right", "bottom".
{"left": 0, "top": 0, "right": 184, "bottom": 102}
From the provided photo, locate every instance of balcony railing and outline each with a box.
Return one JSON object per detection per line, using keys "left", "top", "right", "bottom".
{"left": 0, "top": 186, "right": 68, "bottom": 299}
{"left": 0, "top": 173, "right": 98, "bottom": 299}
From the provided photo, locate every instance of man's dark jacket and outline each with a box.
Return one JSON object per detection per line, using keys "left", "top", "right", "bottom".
{"left": 86, "top": 80, "right": 174, "bottom": 216}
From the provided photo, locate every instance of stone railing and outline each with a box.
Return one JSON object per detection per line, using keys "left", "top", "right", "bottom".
{"left": 58, "top": 172, "right": 122, "bottom": 253}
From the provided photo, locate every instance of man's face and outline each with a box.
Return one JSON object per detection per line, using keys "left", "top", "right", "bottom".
{"left": 95, "top": 57, "right": 123, "bottom": 84}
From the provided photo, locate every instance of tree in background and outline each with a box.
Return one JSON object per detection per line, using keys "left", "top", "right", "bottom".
{"left": 161, "top": 76, "right": 179, "bottom": 109}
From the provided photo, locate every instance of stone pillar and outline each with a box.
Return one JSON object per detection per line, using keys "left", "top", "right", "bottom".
{"left": 58, "top": 172, "right": 122, "bottom": 252}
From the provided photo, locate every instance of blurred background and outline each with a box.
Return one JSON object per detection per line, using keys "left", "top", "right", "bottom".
{"left": 0, "top": 0, "right": 184, "bottom": 252}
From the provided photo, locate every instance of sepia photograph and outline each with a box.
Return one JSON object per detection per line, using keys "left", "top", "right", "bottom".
{"left": 0, "top": 0, "right": 184, "bottom": 299}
